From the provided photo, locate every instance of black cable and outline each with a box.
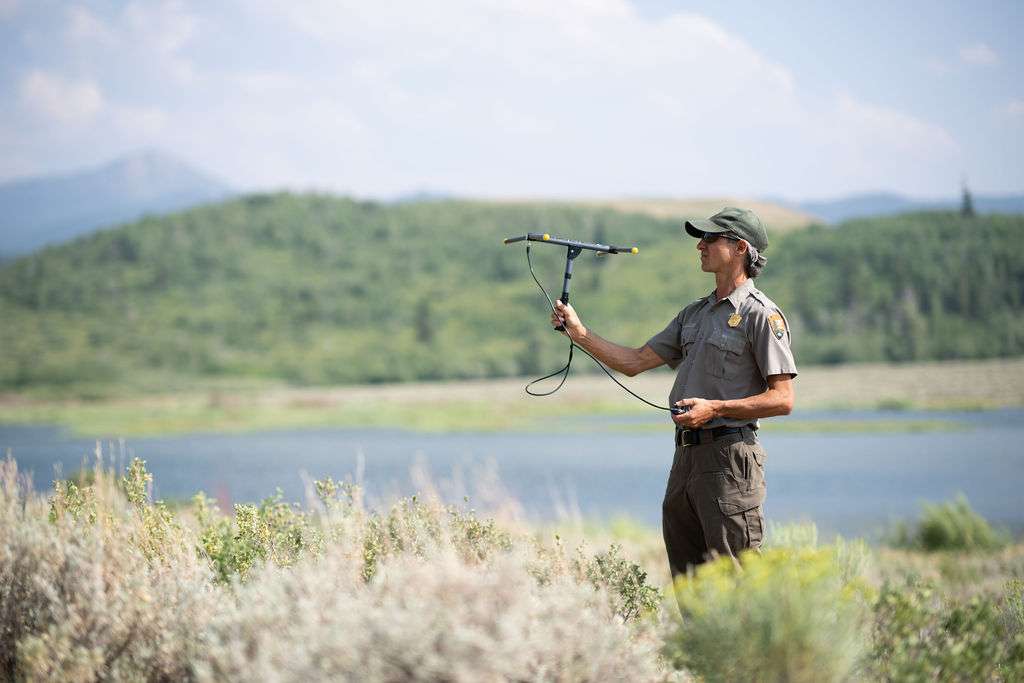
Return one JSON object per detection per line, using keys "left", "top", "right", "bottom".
{"left": 523, "top": 243, "right": 676, "bottom": 412}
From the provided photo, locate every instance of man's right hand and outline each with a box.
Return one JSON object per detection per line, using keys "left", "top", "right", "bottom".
{"left": 551, "top": 300, "right": 587, "bottom": 339}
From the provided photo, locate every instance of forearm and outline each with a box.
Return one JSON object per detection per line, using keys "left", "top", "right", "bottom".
{"left": 572, "top": 327, "right": 648, "bottom": 377}
{"left": 710, "top": 385, "right": 793, "bottom": 420}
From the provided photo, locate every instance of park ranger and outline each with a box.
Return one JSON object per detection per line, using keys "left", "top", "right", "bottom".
{"left": 550, "top": 207, "right": 797, "bottom": 578}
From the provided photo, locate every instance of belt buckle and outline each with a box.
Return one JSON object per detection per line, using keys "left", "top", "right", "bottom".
{"left": 681, "top": 429, "right": 702, "bottom": 446}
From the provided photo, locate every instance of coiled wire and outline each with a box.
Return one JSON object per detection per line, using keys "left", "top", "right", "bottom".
{"left": 522, "top": 243, "right": 676, "bottom": 413}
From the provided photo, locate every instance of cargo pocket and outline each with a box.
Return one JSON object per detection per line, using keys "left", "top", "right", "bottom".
{"left": 717, "top": 484, "right": 766, "bottom": 549}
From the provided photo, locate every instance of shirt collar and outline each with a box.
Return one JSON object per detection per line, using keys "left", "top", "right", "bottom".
{"left": 708, "top": 279, "right": 755, "bottom": 311}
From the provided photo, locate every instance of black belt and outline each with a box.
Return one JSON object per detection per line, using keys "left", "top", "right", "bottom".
{"left": 676, "top": 425, "right": 754, "bottom": 447}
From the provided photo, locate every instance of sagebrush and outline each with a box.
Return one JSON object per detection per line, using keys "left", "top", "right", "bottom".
{"left": 2, "top": 453, "right": 1022, "bottom": 682}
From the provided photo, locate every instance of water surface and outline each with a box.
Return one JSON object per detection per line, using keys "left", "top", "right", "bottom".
{"left": 3, "top": 409, "right": 1021, "bottom": 540}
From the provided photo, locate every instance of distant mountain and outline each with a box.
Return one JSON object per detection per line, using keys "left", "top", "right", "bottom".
{"left": 0, "top": 150, "right": 233, "bottom": 256}
{"left": 784, "top": 192, "right": 1024, "bottom": 224}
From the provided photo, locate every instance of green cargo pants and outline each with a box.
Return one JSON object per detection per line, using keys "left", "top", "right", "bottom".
{"left": 662, "top": 427, "right": 766, "bottom": 577}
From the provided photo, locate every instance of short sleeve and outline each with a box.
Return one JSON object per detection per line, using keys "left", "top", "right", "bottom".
{"left": 749, "top": 306, "right": 798, "bottom": 379}
{"left": 645, "top": 314, "right": 684, "bottom": 370}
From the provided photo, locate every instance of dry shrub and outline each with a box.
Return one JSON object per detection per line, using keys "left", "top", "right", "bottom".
{"left": 0, "top": 457, "right": 217, "bottom": 682}
{"left": 195, "top": 548, "right": 667, "bottom": 682}
{"left": 1, "top": 455, "right": 671, "bottom": 682}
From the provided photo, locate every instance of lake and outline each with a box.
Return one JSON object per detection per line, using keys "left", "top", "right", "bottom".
{"left": 3, "top": 408, "right": 1022, "bottom": 540}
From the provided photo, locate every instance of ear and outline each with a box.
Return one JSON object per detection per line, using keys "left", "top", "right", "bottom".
{"left": 735, "top": 239, "right": 749, "bottom": 255}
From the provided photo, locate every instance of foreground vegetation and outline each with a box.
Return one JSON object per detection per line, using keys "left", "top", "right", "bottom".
{"left": 1, "top": 196, "right": 1022, "bottom": 393}
{"left": 2, "top": 454, "right": 1022, "bottom": 681}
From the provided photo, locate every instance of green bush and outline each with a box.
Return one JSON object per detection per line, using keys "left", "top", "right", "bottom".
{"left": 890, "top": 495, "right": 1010, "bottom": 552}
{"left": 577, "top": 543, "right": 661, "bottom": 622}
{"left": 868, "top": 577, "right": 1024, "bottom": 681}
{"left": 193, "top": 489, "right": 324, "bottom": 583}
{"left": 663, "top": 545, "right": 872, "bottom": 683}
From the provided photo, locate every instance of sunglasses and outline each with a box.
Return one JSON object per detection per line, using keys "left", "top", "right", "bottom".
{"left": 700, "top": 232, "right": 740, "bottom": 244}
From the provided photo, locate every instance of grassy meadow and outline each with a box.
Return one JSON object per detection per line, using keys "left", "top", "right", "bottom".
{"left": 2, "top": 454, "right": 1022, "bottom": 682}
{"left": 2, "top": 357, "right": 1022, "bottom": 437}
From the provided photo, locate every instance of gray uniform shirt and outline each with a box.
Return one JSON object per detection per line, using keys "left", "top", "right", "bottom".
{"left": 645, "top": 279, "right": 797, "bottom": 430}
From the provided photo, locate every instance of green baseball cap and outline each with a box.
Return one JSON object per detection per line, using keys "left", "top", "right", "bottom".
{"left": 684, "top": 207, "right": 768, "bottom": 252}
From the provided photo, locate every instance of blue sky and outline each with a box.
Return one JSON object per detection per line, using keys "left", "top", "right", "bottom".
{"left": 0, "top": 1, "right": 1020, "bottom": 200}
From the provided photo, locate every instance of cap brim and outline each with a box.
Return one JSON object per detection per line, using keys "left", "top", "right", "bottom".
{"left": 683, "top": 218, "right": 728, "bottom": 239}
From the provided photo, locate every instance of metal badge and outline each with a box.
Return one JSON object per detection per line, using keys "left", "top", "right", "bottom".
{"left": 727, "top": 312, "right": 742, "bottom": 328}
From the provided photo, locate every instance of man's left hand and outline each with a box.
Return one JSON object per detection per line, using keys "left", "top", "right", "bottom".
{"left": 672, "top": 397, "right": 718, "bottom": 428}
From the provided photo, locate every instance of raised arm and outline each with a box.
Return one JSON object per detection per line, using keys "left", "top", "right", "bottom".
{"left": 550, "top": 300, "right": 665, "bottom": 377}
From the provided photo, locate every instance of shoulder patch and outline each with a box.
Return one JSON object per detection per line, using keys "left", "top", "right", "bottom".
{"left": 767, "top": 312, "right": 786, "bottom": 339}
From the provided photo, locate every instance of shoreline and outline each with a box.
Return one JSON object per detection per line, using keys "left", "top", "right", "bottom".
{"left": 2, "top": 357, "right": 1022, "bottom": 438}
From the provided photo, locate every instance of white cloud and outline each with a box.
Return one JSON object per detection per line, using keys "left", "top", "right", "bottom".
{"left": 60, "top": 1, "right": 198, "bottom": 85}
{"left": 123, "top": 0, "right": 197, "bottom": 55}
{"left": 184, "top": 2, "right": 961, "bottom": 195}
{"left": 111, "top": 104, "right": 169, "bottom": 136}
{"left": 65, "top": 5, "right": 115, "bottom": 45}
{"left": 6, "top": 1, "right": 968, "bottom": 197}
{"left": 959, "top": 42, "right": 999, "bottom": 66}
{"left": 19, "top": 70, "right": 104, "bottom": 124}
{"left": 1004, "top": 100, "right": 1024, "bottom": 118}
{"left": 834, "top": 93, "right": 957, "bottom": 153}
{"left": 802, "top": 93, "right": 960, "bottom": 196}
{"left": 236, "top": 71, "right": 298, "bottom": 96}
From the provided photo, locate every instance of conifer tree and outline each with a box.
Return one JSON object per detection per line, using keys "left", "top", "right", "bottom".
{"left": 961, "top": 180, "right": 976, "bottom": 218}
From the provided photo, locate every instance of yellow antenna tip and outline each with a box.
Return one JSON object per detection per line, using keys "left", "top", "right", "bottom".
{"left": 631, "top": 247, "right": 639, "bottom": 254}
{"left": 542, "top": 233, "right": 550, "bottom": 240}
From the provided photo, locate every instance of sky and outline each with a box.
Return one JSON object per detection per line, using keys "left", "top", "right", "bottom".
{"left": 0, "top": 0, "right": 1020, "bottom": 201}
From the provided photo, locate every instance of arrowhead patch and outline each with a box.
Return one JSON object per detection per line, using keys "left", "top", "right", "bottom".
{"left": 768, "top": 312, "right": 786, "bottom": 339}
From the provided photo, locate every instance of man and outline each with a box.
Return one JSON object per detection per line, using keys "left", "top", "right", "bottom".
{"left": 550, "top": 207, "right": 797, "bottom": 577}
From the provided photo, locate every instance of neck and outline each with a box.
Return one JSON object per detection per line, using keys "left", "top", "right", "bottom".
{"left": 714, "top": 269, "right": 748, "bottom": 301}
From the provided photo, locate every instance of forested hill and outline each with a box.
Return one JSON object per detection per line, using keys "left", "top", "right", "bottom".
{"left": 1, "top": 194, "right": 1022, "bottom": 391}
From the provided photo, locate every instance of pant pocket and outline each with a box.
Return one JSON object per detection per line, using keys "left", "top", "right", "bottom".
{"left": 716, "top": 485, "right": 766, "bottom": 550}
{"left": 716, "top": 486, "right": 764, "bottom": 516}
{"left": 743, "top": 507, "right": 764, "bottom": 548}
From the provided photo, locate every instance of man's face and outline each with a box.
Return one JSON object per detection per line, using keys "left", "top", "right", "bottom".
{"left": 697, "top": 232, "right": 741, "bottom": 273}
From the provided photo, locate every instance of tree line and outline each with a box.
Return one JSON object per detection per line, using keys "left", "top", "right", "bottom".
{"left": 1, "top": 193, "right": 1021, "bottom": 391}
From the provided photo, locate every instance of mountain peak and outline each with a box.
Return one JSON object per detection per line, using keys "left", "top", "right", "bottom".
{"left": 0, "top": 150, "right": 233, "bottom": 256}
